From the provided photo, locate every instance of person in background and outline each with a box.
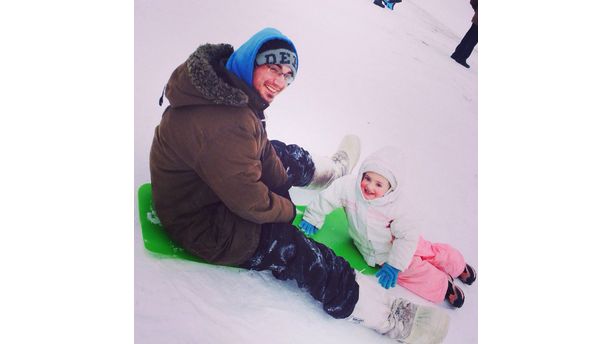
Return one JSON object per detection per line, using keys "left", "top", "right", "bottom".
{"left": 300, "top": 147, "right": 477, "bottom": 308}
{"left": 373, "top": 0, "right": 402, "bottom": 11}
{"left": 451, "top": 0, "right": 478, "bottom": 68}
{"left": 149, "top": 27, "right": 449, "bottom": 343}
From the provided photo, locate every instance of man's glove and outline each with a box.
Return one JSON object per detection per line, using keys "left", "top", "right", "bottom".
{"left": 299, "top": 220, "right": 318, "bottom": 236}
{"left": 376, "top": 263, "right": 401, "bottom": 289}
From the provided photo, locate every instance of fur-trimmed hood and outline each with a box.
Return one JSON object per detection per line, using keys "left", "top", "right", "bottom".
{"left": 164, "top": 43, "right": 256, "bottom": 109}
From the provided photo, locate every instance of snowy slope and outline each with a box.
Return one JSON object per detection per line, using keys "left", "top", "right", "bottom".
{"left": 134, "top": 0, "right": 477, "bottom": 343}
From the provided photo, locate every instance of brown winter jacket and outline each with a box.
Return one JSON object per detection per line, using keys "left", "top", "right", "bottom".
{"left": 149, "top": 43, "right": 296, "bottom": 266}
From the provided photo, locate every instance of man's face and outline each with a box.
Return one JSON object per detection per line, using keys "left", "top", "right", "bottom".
{"left": 360, "top": 171, "right": 392, "bottom": 200}
{"left": 252, "top": 64, "right": 293, "bottom": 103}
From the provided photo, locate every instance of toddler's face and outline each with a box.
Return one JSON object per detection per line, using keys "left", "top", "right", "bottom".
{"left": 360, "top": 171, "right": 391, "bottom": 200}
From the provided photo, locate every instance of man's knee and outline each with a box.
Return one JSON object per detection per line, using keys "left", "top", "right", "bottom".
{"left": 270, "top": 140, "right": 314, "bottom": 186}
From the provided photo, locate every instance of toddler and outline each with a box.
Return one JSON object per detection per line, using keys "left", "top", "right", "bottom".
{"left": 299, "top": 147, "right": 476, "bottom": 308}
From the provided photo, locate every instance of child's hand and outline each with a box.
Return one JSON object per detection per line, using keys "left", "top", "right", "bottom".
{"left": 376, "top": 263, "right": 400, "bottom": 289}
{"left": 299, "top": 220, "right": 319, "bottom": 236}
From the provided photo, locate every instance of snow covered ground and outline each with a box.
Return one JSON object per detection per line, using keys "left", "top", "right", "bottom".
{"left": 135, "top": 0, "right": 477, "bottom": 343}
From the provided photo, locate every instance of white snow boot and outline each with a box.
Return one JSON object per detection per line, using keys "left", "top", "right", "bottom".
{"left": 347, "top": 273, "right": 450, "bottom": 344}
{"left": 306, "top": 134, "right": 361, "bottom": 190}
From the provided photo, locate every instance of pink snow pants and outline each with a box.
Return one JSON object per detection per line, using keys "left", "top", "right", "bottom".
{"left": 396, "top": 236, "right": 466, "bottom": 303}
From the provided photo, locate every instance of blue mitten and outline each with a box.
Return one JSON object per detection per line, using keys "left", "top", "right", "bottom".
{"left": 375, "top": 263, "right": 400, "bottom": 289}
{"left": 299, "top": 220, "right": 319, "bottom": 236}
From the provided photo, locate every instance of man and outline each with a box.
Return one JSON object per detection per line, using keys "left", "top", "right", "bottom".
{"left": 149, "top": 27, "right": 449, "bottom": 343}
{"left": 451, "top": 0, "right": 478, "bottom": 68}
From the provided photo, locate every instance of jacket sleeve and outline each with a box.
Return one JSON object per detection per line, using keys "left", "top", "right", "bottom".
{"left": 302, "top": 176, "right": 351, "bottom": 228}
{"left": 386, "top": 214, "right": 420, "bottom": 271}
{"left": 259, "top": 139, "right": 290, "bottom": 191}
{"left": 192, "top": 117, "right": 295, "bottom": 225}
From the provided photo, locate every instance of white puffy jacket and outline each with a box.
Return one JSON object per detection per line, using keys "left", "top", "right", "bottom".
{"left": 302, "top": 147, "right": 420, "bottom": 271}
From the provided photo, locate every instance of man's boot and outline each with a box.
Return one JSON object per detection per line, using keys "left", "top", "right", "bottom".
{"left": 347, "top": 273, "right": 450, "bottom": 344}
{"left": 305, "top": 134, "right": 361, "bottom": 190}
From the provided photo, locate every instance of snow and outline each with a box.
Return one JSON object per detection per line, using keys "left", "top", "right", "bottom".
{"left": 134, "top": 0, "right": 477, "bottom": 343}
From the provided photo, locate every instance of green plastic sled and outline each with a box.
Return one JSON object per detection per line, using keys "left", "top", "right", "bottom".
{"left": 138, "top": 183, "right": 377, "bottom": 275}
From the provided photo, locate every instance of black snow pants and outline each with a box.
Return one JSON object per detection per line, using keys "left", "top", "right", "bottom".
{"left": 238, "top": 141, "right": 357, "bottom": 319}
{"left": 452, "top": 23, "right": 478, "bottom": 61}
{"left": 239, "top": 222, "right": 359, "bottom": 319}
{"left": 270, "top": 140, "right": 315, "bottom": 187}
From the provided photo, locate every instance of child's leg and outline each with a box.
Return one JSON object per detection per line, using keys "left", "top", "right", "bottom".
{"left": 396, "top": 256, "right": 449, "bottom": 303}
{"left": 414, "top": 236, "right": 466, "bottom": 278}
